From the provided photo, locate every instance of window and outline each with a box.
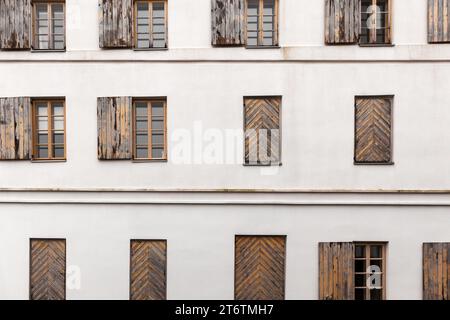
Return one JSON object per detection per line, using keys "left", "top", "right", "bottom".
{"left": 134, "top": 0, "right": 167, "bottom": 49}
{"left": 32, "top": 1, "right": 65, "bottom": 50}
{"left": 354, "top": 243, "right": 386, "bottom": 300}
{"left": 133, "top": 99, "right": 167, "bottom": 160}
{"left": 246, "top": 0, "right": 278, "bottom": 47}
{"left": 360, "top": 0, "right": 391, "bottom": 45}
{"left": 32, "top": 99, "right": 66, "bottom": 160}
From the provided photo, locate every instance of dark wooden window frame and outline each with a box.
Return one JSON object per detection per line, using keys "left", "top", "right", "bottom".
{"left": 359, "top": 0, "right": 392, "bottom": 46}
{"left": 32, "top": 98, "right": 66, "bottom": 161}
{"left": 132, "top": 98, "right": 167, "bottom": 161}
{"left": 133, "top": 0, "right": 168, "bottom": 50}
{"left": 245, "top": 0, "right": 279, "bottom": 48}
{"left": 31, "top": 0, "right": 66, "bottom": 51}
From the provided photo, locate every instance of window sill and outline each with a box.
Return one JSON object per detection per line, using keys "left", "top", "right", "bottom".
{"left": 354, "top": 162, "right": 395, "bottom": 166}
{"left": 31, "top": 159, "right": 67, "bottom": 163}
{"left": 133, "top": 47, "right": 168, "bottom": 52}
{"left": 31, "top": 49, "right": 66, "bottom": 53}
{"left": 358, "top": 43, "right": 395, "bottom": 48}
{"left": 245, "top": 45, "right": 281, "bottom": 50}
{"left": 243, "top": 162, "right": 282, "bottom": 167}
{"left": 132, "top": 159, "right": 168, "bottom": 163}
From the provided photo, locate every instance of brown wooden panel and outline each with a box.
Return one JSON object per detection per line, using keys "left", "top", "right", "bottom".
{"left": 319, "top": 242, "right": 354, "bottom": 300}
{"left": 325, "top": 0, "right": 360, "bottom": 44}
{"left": 0, "top": 97, "right": 32, "bottom": 160}
{"left": 99, "top": 0, "right": 133, "bottom": 48}
{"left": 0, "top": 0, "right": 31, "bottom": 49}
{"left": 244, "top": 97, "right": 281, "bottom": 165}
{"left": 235, "top": 236, "right": 285, "bottom": 300}
{"left": 428, "top": 0, "right": 450, "bottom": 43}
{"left": 355, "top": 96, "right": 392, "bottom": 164}
{"left": 97, "top": 96, "right": 132, "bottom": 160}
{"left": 130, "top": 240, "right": 167, "bottom": 300}
{"left": 423, "top": 243, "right": 450, "bottom": 300}
{"left": 211, "top": 0, "right": 245, "bottom": 46}
{"left": 30, "top": 239, "right": 66, "bottom": 300}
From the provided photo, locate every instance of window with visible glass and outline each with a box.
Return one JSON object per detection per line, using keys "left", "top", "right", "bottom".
{"left": 32, "top": 1, "right": 65, "bottom": 50}
{"left": 133, "top": 99, "right": 167, "bottom": 160}
{"left": 354, "top": 243, "right": 386, "bottom": 300}
{"left": 134, "top": 0, "right": 167, "bottom": 49}
{"left": 360, "top": 0, "right": 391, "bottom": 45}
{"left": 246, "top": 0, "right": 278, "bottom": 47}
{"left": 33, "top": 100, "right": 66, "bottom": 160}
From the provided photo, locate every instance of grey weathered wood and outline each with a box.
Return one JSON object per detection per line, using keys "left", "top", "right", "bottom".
{"left": 0, "top": 97, "right": 32, "bottom": 160}
{"left": 211, "top": 0, "right": 245, "bottom": 46}
{"left": 0, "top": 0, "right": 31, "bottom": 49}
{"left": 428, "top": 0, "right": 450, "bottom": 43}
{"left": 325, "top": 0, "right": 360, "bottom": 44}
{"left": 97, "top": 97, "right": 132, "bottom": 160}
{"left": 99, "top": 0, "right": 133, "bottom": 48}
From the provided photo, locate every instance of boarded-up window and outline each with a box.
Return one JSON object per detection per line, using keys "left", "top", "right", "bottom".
{"left": 30, "top": 239, "right": 66, "bottom": 300}
{"left": 244, "top": 97, "right": 281, "bottom": 165}
{"left": 360, "top": 0, "right": 392, "bottom": 45}
{"left": 0, "top": 97, "right": 32, "bottom": 160}
{"left": 325, "top": 0, "right": 360, "bottom": 44}
{"left": 354, "top": 96, "right": 393, "bottom": 164}
{"left": 98, "top": 0, "right": 133, "bottom": 48}
{"left": 32, "top": 1, "right": 66, "bottom": 50}
{"left": 134, "top": 0, "right": 167, "bottom": 49}
{"left": 0, "top": 0, "right": 31, "bottom": 49}
{"left": 97, "top": 97, "right": 133, "bottom": 160}
{"left": 130, "top": 240, "right": 167, "bottom": 300}
{"left": 211, "top": 0, "right": 245, "bottom": 46}
{"left": 423, "top": 243, "right": 450, "bottom": 300}
{"left": 235, "top": 236, "right": 285, "bottom": 300}
{"left": 428, "top": 0, "right": 450, "bottom": 43}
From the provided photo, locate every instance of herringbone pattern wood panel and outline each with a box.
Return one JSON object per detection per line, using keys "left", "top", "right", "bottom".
{"left": 30, "top": 239, "right": 66, "bottom": 300}
{"left": 355, "top": 97, "right": 392, "bottom": 163}
{"left": 235, "top": 236, "right": 285, "bottom": 300}
{"left": 130, "top": 240, "right": 167, "bottom": 300}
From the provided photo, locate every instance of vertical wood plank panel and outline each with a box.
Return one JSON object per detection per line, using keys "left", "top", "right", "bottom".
{"left": 0, "top": 0, "right": 31, "bottom": 49}
{"left": 325, "top": 0, "right": 360, "bottom": 44}
{"left": 423, "top": 243, "right": 450, "bottom": 300}
{"left": 99, "top": 0, "right": 133, "bottom": 48}
{"left": 429, "top": 0, "right": 450, "bottom": 42}
{"left": 211, "top": 0, "right": 245, "bottom": 46}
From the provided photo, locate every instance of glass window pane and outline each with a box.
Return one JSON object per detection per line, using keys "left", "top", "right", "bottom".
{"left": 137, "top": 2, "right": 149, "bottom": 17}
{"left": 153, "top": 40, "right": 165, "bottom": 48}
{"left": 370, "top": 259, "right": 382, "bottom": 270}
{"left": 38, "top": 147, "right": 48, "bottom": 158}
{"left": 355, "top": 274, "right": 366, "bottom": 287}
{"left": 53, "top": 146, "right": 64, "bottom": 158}
{"left": 53, "top": 118, "right": 64, "bottom": 130}
{"left": 153, "top": 2, "right": 165, "bottom": 17}
{"left": 355, "top": 245, "right": 365, "bottom": 258}
{"left": 52, "top": 104, "right": 64, "bottom": 116}
{"left": 136, "top": 148, "right": 148, "bottom": 158}
{"left": 263, "top": 0, "right": 274, "bottom": 15}
{"left": 53, "top": 133, "right": 64, "bottom": 144}
{"left": 247, "top": 0, "right": 259, "bottom": 15}
{"left": 370, "top": 245, "right": 382, "bottom": 258}
{"left": 152, "top": 134, "right": 164, "bottom": 145}
{"left": 38, "top": 119, "right": 48, "bottom": 130}
{"left": 38, "top": 134, "right": 48, "bottom": 144}
{"left": 355, "top": 288, "right": 366, "bottom": 300}
{"left": 135, "top": 104, "right": 148, "bottom": 116}
{"left": 136, "top": 134, "right": 148, "bottom": 146}
{"left": 152, "top": 120, "right": 164, "bottom": 130}
{"left": 355, "top": 259, "right": 366, "bottom": 273}
{"left": 151, "top": 103, "right": 164, "bottom": 116}
{"left": 136, "top": 120, "right": 148, "bottom": 131}
{"left": 37, "top": 104, "right": 48, "bottom": 116}
{"left": 36, "top": 4, "right": 48, "bottom": 19}
{"left": 370, "top": 289, "right": 382, "bottom": 300}
{"left": 152, "top": 148, "right": 164, "bottom": 158}
{"left": 137, "top": 40, "right": 150, "bottom": 48}
{"left": 52, "top": 4, "right": 64, "bottom": 18}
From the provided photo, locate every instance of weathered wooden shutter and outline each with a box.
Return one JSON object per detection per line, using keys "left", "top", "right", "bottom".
{"left": 319, "top": 242, "right": 355, "bottom": 300}
{"left": 423, "top": 243, "right": 450, "bottom": 300}
{"left": 30, "top": 239, "right": 66, "bottom": 300}
{"left": 0, "top": 97, "right": 32, "bottom": 160}
{"left": 98, "top": 0, "right": 133, "bottom": 48}
{"left": 235, "top": 236, "right": 285, "bottom": 300}
{"left": 325, "top": 0, "right": 360, "bottom": 44}
{"left": 211, "top": 0, "right": 245, "bottom": 46}
{"left": 0, "top": 0, "right": 31, "bottom": 49}
{"left": 355, "top": 96, "right": 392, "bottom": 164}
{"left": 97, "top": 97, "right": 132, "bottom": 160}
{"left": 244, "top": 97, "right": 281, "bottom": 165}
{"left": 130, "top": 240, "right": 167, "bottom": 300}
{"left": 428, "top": 0, "right": 450, "bottom": 43}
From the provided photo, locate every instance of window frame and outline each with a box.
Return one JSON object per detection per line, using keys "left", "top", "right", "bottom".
{"left": 133, "top": 0, "right": 168, "bottom": 50}
{"left": 245, "top": 0, "right": 279, "bottom": 48}
{"left": 31, "top": 0, "right": 66, "bottom": 51}
{"left": 132, "top": 98, "right": 167, "bottom": 161}
{"left": 359, "top": 0, "right": 392, "bottom": 46}
{"left": 32, "top": 99, "right": 66, "bottom": 161}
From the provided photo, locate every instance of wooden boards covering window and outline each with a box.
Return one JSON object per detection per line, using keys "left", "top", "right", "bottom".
{"left": 0, "top": 0, "right": 31, "bottom": 49}
{"left": 428, "top": 0, "right": 450, "bottom": 43}
{"left": 423, "top": 243, "right": 450, "bottom": 300}
{"left": 211, "top": 0, "right": 245, "bottom": 46}
{"left": 235, "top": 236, "right": 286, "bottom": 300}
{"left": 0, "top": 97, "right": 32, "bottom": 160}
{"left": 325, "top": 0, "right": 360, "bottom": 44}
{"left": 319, "top": 242, "right": 355, "bottom": 300}
{"left": 98, "top": 0, "right": 133, "bottom": 48}
{"left": 354, "top": 96, "right": 393, "bottom": 164}
{"left": 130, "top": 240, "right": 167, "bottom": 300}
{"left": 97, "top": 96, "right": 133, "bottom": 160}
{"left": 30, "top": 239, "right": 66, "bottom": 300}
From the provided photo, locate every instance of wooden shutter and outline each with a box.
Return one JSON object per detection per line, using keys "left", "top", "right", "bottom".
{"left": 319, "top": 242, "right": 355, "bottom": 300}
{"left": 0, "top": 97, "right": 32, "bottom": 160}
{"left": 235, "top": 236, "right": 285, "bottom": 300}
{"left": 211, "top": 0, "right": 245, "bottom": 46}
{"left": 244, "top": 97, "right": 281, "bottom": 165}
{"left": 428, "top": 0, "right": 450, "bottom": 43}
{"left": 98, "top": 0, "right": 133, "bottom": 48}
{"left": 30, "top": 239, "right": 66, "bottom": 300}
{"left": 0, "top": 0, "right": 31, "bottom": 49}
{"left": 325, "top": 0, "right": 360, "bottom": 44}
{"left": 130, "top": 240, "right": 167, "bottom": 300}
{"left": 355, "top": 96, "right": 392, "bottom": 164}
{"left": 97, "top": 97, "right": 132, "bottom": 160}
{"left": 423, "top": 243, "right": 450, "bottom": 300}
